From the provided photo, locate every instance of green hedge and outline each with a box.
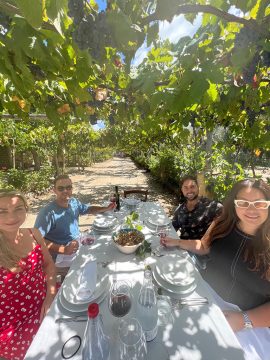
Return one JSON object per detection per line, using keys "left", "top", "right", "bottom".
{"left": 0, "top": 166, "right": 54, "bottom": 193}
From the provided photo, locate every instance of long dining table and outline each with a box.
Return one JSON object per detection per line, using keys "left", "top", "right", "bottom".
{"left": 24, "top": 201, "right": 246, "bottom": 360}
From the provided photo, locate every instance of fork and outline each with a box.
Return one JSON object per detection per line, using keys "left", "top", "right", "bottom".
{"left": 152, "top": 249, "right": 165, "bottom": 257}
{"left": 98, "top": 260, "right": 112, "bottom": 268}
{"left": 171, "top": 296, "right": 209, "bottom": 309}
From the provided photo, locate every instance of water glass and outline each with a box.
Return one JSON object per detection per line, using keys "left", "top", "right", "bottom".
{"left": 118, "top": 318, "right": 147, "bottom": 360}
{"left": 154, "top": 225, "right": 170, "bottom": 255}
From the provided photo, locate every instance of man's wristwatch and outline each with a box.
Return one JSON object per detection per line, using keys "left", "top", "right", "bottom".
{"left": 242, "top": 311, "right": 253, "bottom": 329}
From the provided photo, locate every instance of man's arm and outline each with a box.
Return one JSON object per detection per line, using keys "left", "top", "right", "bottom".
{"left": 45, "top": 239, "right": 79, "bottom": 255}
{"left": 171, "top": 204, "right": 182, "bottom": 232}
{"left": 87, "top": 203, "right": 115, "bottom": 215}
{"left": 162, "top": 220, "right": 216, "bottom": 254}
{"left": 162, "top": 237, "right": 210, "bottom": 255}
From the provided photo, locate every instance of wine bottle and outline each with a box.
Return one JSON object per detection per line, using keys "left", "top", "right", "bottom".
{"left": 137, "top": 270, "right": 158, "bottom": 341}
{"left": 115, "top": 185, "right": 120, "bottom": 211}
{"left": 82, "top": 303, "right": 110, "bottom": 360}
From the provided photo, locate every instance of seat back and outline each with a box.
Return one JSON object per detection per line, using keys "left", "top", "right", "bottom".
{"left": 123, "top": 188, "right": 148, "bottom": 202}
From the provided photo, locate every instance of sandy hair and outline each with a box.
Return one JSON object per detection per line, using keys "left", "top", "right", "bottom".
{"left": 0, "top": 189, "right": 28, "bottom": 270}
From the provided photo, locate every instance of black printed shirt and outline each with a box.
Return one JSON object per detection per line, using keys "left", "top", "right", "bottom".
{"left": 172, "top": 197, "right": 222, "bottom": 240}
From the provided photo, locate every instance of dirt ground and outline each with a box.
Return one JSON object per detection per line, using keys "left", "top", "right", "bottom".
{"left": 24, "top": 157, "right": 179, "bottom": 230}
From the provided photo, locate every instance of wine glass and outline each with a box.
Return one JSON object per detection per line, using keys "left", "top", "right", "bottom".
{"left": 80, "top": 230, "right": 96, "bottom": 246}
{"left": 108, "top": 280, "right": 132, "bottom": 318}
{"left": 109, "top": 192, "right": 116, "bottom": 202}
{"left": 154, "top": 225, "right": 170, "bottom": 256}
{"left": 118, "top": 318, "right": 147, "bottom": 360}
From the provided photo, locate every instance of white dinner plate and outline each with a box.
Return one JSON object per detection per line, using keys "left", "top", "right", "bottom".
{"left": 92, "top": 224, "right": 117, "bottom": 233}
{"left": 59, "top": 282, "right": 109, "bottom": 313}
{"left": 93, "top": 215, "right": 117, "bottom": 229}
{"left": 152, "top": 268, "right": 197, "bottom": 297}
{"left": 144, "top": 219, "right": 169, "bottom": 232}
{"left": 147, "top": 215, "right": 171, "bottom": 227}
{"left": 62, "top": 263, "right": 109, "bottom": 304}
{"left": 93, "top": 222, "right": 116, "bottom": 230}
{"left": 122, "top": 198, "right": 141, "bottom": 206}
{"left": 155, "top": 254, "right": 196, "bottom": 287}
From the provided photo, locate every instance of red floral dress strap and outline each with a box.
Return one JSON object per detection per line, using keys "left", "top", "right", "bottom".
{"left": 28, "top": 228, "right": 39, "bottom": 245}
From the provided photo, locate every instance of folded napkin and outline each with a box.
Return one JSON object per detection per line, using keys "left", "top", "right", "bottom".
{"left": 55, "top": 240, "right": 81, "bottom": 267}
{"left": 76, "top": 261, "right": 97, "bottom": 301}
{"left": 55, "top": 253, "right": 76, "bottom": 268}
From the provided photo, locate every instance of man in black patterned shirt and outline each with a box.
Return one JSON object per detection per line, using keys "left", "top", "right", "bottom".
{"left": 168, "top": 175, "right": 222, "bottom": 269}
{"left": 172, "top": 175, "right": 223, "bottom": 240}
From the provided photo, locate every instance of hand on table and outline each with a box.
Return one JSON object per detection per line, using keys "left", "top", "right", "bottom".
{"left": 160, "top": 236, "right": 180, "bottom": 248}
{"left": 106, "top": 202, "right": 116, "bottom": 211}
{"left": 64, "top": 240, "right": 79, "bottom": 255}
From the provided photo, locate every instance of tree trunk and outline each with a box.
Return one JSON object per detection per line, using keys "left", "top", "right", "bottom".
{"left": 205, "top": 129, "right": 213, "bottom": 174}
{"left": 11, "top": 139, "right": 16, "bottom": 169}
{"left": 6, "top": 146, "right": 13, "bottom": 168}
{"left": 31, "top": 149, "right": 41, "bottom": 171}
{"left": 197, "top": 172, "right": 206, "bottom": 197}
{"left": 54, "top": 153, "right": 60, "bottom": 176}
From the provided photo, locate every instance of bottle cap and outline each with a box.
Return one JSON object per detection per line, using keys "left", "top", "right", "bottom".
{"left": 88, "top": 303, "right": 99, "bottom": 318}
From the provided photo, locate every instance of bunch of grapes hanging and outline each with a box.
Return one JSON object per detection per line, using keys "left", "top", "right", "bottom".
{"left": 68, "top": 0, "right": 115, "bottom": 60}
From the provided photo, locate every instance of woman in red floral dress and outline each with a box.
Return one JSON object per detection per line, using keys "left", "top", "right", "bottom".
{"left": 0, "top": 190, "right": 56, "bottom": 360}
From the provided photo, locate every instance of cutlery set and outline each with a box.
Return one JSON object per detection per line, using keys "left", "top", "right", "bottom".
{"left": 55, "top": 315, "right": 88, "bottom": 323}
{"left": 55, "top": 296, "right": 209, "bottom": 323}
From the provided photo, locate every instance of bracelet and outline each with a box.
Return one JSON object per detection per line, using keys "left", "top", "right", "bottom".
{"left": 242, "top": 311, "right": 253, "bottom": 329}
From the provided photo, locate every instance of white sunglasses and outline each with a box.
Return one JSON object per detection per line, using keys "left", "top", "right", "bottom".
{"left": 234, "top": 199, "right": 270, "bottom": 209}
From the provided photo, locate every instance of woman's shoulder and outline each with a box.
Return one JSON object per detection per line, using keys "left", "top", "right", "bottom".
{"left": 20, "top": 227, "right": 43, "bottom": 242}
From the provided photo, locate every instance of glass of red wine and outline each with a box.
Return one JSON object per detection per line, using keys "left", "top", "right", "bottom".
{"left": 80, "top": 230, "right": 96, "bottom": 246}
{"left": 108, "top": 193, "right": 116, "bottom": 206}
{"left": 108, "top": 280, "right": 132, "bottom": 318}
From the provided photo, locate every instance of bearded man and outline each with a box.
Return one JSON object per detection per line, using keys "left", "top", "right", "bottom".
{"left": 172, "top": 175, "right": 222, "bottom": 240}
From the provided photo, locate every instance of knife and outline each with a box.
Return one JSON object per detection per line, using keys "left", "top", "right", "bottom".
{"left": 179, "top": 297, "right": 209, "bottom": 305}
{"left": 55, "top": 315, "right": 88, "bottom": 323}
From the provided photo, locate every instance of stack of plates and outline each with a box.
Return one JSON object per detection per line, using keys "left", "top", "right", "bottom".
{"left": 153, "top": 254, "right": 197, "bottom": 298}
{"left": 145, "top": 214, "right": 171, "bottom": 231}
{"left": 122, "top": 198, "right": 140, "bottom": 211}
{"left": 92, "top": 214, "right": 117, "bottom": 232}
{"left": 58, "top": 263, "right": 110, "bottom": 313}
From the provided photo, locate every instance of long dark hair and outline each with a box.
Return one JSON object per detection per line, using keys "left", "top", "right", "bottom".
{"left": 205, "top": 179, "right": 270, "bottom": 279}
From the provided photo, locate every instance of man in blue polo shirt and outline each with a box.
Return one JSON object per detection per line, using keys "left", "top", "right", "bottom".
{"left": 34, "top": 174, "right": 115, "bottom": 259}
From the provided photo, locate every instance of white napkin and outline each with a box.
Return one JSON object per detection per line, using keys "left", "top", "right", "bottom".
{"left": 76, "top": 261, "right": 97, "bottom": 301}
{"left": 55, "top": 253, "right": 76, "bottom": 268}
{"left": 55, "top": 240, "right": 81, "bottom": 267}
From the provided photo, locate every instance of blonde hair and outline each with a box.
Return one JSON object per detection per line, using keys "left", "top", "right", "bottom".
{"left": 0, "top": 189, "right": 28, "bottom": 270}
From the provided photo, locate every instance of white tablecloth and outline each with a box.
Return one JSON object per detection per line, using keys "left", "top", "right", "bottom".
{"left": 24, "top": 202, "right": 245, "bottom": 360}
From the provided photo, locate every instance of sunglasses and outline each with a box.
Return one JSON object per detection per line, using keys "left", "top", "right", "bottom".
{"left": 57, "top": 185, "right": 73, "bottom": 192}
{"left": 234, "top": 199, "right": 270, "bottom": 209}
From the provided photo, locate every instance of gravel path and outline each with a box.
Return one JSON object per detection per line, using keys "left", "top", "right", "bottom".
{"left": 24, "top": 157, "right": 179, "bottom": 230}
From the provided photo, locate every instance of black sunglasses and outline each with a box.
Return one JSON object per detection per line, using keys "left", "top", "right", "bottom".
{"left": 57, "top": 185, "right": 73, "bottom": 192}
